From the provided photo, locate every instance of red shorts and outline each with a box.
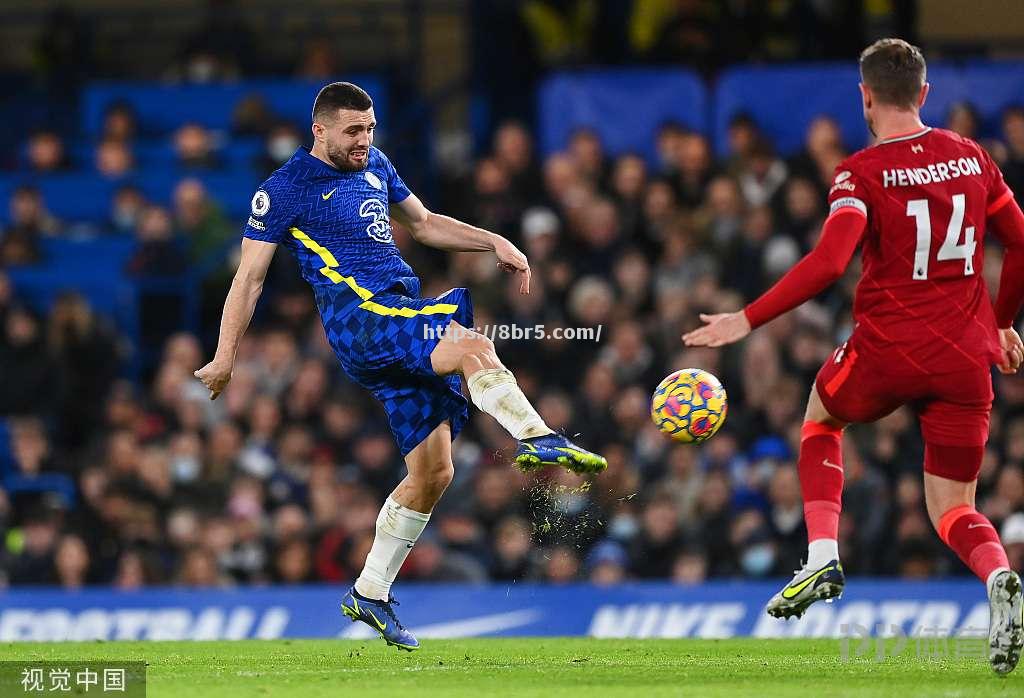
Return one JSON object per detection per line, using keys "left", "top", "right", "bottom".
{"left": 816, "top": 337, "right": 993, "bottom": 476}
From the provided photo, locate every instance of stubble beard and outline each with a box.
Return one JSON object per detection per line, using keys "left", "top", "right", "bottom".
{"left": 326, "top": 143, "right": 368, "bottom": 172}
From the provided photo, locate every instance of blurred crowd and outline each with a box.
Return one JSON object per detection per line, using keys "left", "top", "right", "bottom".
{"left": 3, "top": 93, "right": 1024, "bottom": 590}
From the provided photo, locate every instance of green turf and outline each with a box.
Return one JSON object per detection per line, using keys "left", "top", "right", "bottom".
{"left": 2, "top": 638, "right": 1019, "bottom": 697}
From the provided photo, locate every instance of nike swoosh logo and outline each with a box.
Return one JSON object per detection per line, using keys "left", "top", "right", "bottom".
{"left": 968, "top": 522, "right": 994, "bottom": 530}
{"left": 822, "top": 459, "right": 843, "bottom": 472}
{"left": 322, "top": 188, "right": 337, "bottom": 200}
{"left": 782, "top": 565, "right": 835, "bottom": 599}
{"left": 365, "top": 609, "right": 386, "bottom": 631}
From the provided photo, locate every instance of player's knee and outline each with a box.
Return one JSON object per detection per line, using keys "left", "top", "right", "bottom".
{"left": 459, "top": 334, "right": 500, "bottom": 372}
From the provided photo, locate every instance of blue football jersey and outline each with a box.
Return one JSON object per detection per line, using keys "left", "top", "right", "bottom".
{"left": 242, "top": 146, "right": 420, "bottom": 297}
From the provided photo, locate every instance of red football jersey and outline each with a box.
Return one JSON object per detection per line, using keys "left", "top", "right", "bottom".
{"left": 830, "top": 127, "right": 1014, "bottom": 375}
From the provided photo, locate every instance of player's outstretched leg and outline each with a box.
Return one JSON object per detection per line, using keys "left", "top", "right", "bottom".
{"left": 430, "top": 322, "right": 607, "bottom": 475}
{"left": 768, "top": 387, "right": 846, "bottom": 619}
{"left": 924, "top": 455, "right": 1023, "bottom": 675}
{"left": 342, "top": 423, "right": 455, "bottom": 651}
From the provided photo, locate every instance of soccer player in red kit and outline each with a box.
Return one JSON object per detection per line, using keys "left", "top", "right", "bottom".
{"left": 684, "top": 38, "right": 1024, "bottom": 674}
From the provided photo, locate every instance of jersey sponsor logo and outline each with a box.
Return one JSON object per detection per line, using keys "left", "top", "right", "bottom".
{"left": 834, "top": 170, "right": 852, "bottom": 184}
{"left": 829, "top": 197, "right": 867, "bottom": 216}
{"left": 251, "top": 190, "right": 270, "bottom": 217}
{"left": 881, "top": 157, "right": 982, "bottom": 188}
{"left": 829, "top": 181, "right": 856, "bottom": 195}
{"left": 247, "top": 217, "right": 266, "bottom": 231}
{"left": 364, "top": 171, "right": 383, "bottom": 190}
{"left": 359, "top": 198, "right": 393, "bottom": 243}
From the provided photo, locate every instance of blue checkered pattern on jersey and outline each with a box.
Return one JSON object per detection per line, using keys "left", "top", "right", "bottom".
{"left": 314, "top": 283, "right": 474, "bottom": 456}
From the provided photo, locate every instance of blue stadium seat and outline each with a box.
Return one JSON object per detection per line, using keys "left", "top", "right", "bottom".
{"left": 0, "top": 419, "right": 11, "bottom": 478}
{"left": 7, "top": 264, "right": 142, "bottom": 376}
{"left": 537, "top": 69, "right": 708, "bottom": 162}
{"left": 136, "top": 170, "right": 260, "bottom": 219}
{"left": 0, "top": 174, "right": 120, "bottom": 224}
{"left": 222, "top": 138, "right": 266, "bottom": 171}
{"left": 713, "top": 63, "right": 866, "bottom": 157}
{"left": 0, "top": 167, "right": 260, "bottom": 225}
{"left": 712, "top": 61, "right": 1024, "bottom": 157}
{"left": 6, "top": 266, "right": 139, "bottom": 324}
{"left": 80, "top": 77, "right": 387, "bottom": 138}
{"left": 37, "top": 237, "right": 136, "bottom": 272}
{"left": 3, "top": 472, "right": 77, "bottom": 509}
{"left": 921, "top": 61, "right": 1024, "bottom": 135}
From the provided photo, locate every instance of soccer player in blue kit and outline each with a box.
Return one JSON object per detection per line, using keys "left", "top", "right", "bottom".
{"left": 194, "top": 82, "right": 607, "bottom": 650}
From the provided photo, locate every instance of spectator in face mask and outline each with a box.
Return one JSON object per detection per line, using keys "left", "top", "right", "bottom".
{"left": 108, "top": 185, "right": 147, "bottom": 235}
{"left": 258, "top": 124, "right": 303, "bottom": 173}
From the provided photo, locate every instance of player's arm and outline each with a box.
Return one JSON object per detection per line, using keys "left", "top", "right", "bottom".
{"left": 988, "top": 193, "right": 1024, "bottom": 373}
{"left": 194, "top": 238, "right": 277, "bottom": 399}
{"left": 683, "top": 207, "right": 866, "bottom": 347}
{"left": 392, "top": 193, "right": 531, "bottom": 294}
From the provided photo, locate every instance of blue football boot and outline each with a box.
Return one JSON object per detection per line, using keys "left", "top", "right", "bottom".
{"left": 341, "top": 588, "right": 419, "bottom": 651}
{"left": 514, "top": 433, "right": 608, "bottom": 474}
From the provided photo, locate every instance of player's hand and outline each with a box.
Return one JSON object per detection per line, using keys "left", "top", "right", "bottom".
{"left": 682, "top": 312, "right": 752, "bottom": 348}
{"left": 493, "top": 236, "right": 531, "bottom": 294}
{"left": 998, "top": 327, "right": 1024, "bottom": 375}
{"left": 194, "top": 359, "right": 233, "bottom": 400}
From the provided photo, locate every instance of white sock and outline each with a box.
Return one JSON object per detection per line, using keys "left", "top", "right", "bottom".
{"left": 354, "top": 496, "right": 430, "bottom": 601}
{"left": 987, "top": 566, "right": 1012, "bottom": 599}
{"left": 807, "top": 539, "right": 839, "bottom": 568}
{"left": 466, "top": 367, "right": 553, "bottom": 440}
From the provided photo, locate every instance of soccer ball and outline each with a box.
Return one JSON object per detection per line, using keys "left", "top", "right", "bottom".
{"left": 650, "top": 368, "right": 728, "bottom": 443}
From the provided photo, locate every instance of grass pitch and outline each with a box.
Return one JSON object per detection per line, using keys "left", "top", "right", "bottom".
{"left": 3, "top": 638, "right": 1019, "bottom": 697}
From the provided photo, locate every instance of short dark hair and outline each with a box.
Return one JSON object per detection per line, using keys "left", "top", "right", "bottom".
{"left": 312, "top": 82, "right": 373, "bottom": 123}
{"left": 859, "top": 38, "right": 927, "bottom": 108}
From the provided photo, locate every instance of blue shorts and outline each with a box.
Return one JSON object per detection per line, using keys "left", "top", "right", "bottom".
{"left": 315, "top": 284, "right": 473, "bottom": 457}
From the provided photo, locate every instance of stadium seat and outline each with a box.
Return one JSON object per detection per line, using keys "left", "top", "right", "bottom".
{"left": 0, "top": 173, "right": 120, "bottom": 225}
{"left": 921, "top": 61, "right": 1024, "bottom": 134}
{"left": 712, "top": 61, "right": 1024, "bottom": 157}
{"left": 80, "top": 77, "right": 387, "bottom": 138}
{"left": 3, "top": 472, "right": 77, "bottom": 509}
{"left": 0, "top": 419, "right": 11, "bottom": 478}
{"left": 537, "top": 69, "right": 708, "bottom": 162}
{"left": 713, "top": 63, "right": 867, "bottom": 156}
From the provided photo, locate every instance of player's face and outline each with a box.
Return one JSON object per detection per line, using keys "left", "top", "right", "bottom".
{"left": 318, "top": 108, "right": 375, "bottom": 171}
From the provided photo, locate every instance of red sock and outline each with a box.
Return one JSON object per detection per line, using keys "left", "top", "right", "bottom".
{"left": 938, "top": 505, "right": 1010, "bottom": 584}
{"left": 799, "top": 421, "right": 844, "bottom": 541}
